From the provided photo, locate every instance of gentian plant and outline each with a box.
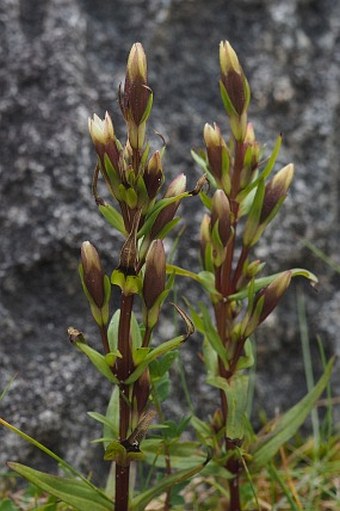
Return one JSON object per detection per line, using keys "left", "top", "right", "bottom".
{"left": 0, "top": 41, "right": 333, "bottom": 511}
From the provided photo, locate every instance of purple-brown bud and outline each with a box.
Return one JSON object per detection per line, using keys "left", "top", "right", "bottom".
{"left": 81, "top": 241, "right": 105, "bottom": 308}
{"left": 211, "top": 190, "right": 231, "bottom": 247}
{"left": 204, "top": 123, "right": 230, "bottom": 192}
{"left": 144, "top": 151, "right": 164, "bottom": 199}
{"left": 258, "top": 271, "right": 292, "bottom": 324}
{"left": 219, "top": 41, "right": 250, "bottom": 117}
{"left": 123, "top": 43, "right": 151, "bottom": 126}
{"left": 260, "top": 164, "right": 294, "bottom": 223}
{"left": 150, "top": 173, "right": 187, "bottom": 239}
{"left": 143, "top": 240, "right": 166, "bottom": 309}
{"left": 88, "top": 112, "right": 121, "bottom": 171}
{"left": 200, "top": 213, "right": 211, "bottom": 267}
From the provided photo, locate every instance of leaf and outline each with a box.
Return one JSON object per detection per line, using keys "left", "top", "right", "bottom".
{"left": 103, "top": 386, "right": 120, "bottom": 446}
{"left": 0, "top": 499, "right": 20, "bottom": 511}
{"left": 237, "top": 134, "right": 283, "bottom": 202}
{"left": 74, "top": 340, "right": 118, "bottom": 384}
{"left": 251, "top": 358, "right": 334, "bottom": 469}
{"left": 138, "top": 193, "right": 188, "bottom": 238}
{"left": 124, "top": 334, "right": 187, "bottom": 384}
{"left": 200, "top": 304, "right": 228, "bottom": 367}
{"left": 149, "top": 350, "right": 178, "bottom": 378}
{"left": 229, "top": 268, "right": 318, "bottom": 302}
{"left": 207, "top": 375, "right": 249, "bottom": 439}
{"left": 7, "top": 463, "right": 112, "bottom": 511}
{"left": 87, "top": 411, "right": 115, "bottom": 433}
{"left": 98, "top": 204, "right": 126, "bottom": 235}
{"left": 131, "top": 460, "right": 207, "bottom": 511}
{"left": 0, "top": 419, "right": 100, "bottom": 495}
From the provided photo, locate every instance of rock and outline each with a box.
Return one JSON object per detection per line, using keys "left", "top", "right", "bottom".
{"left": 1, "top": 0, "right": 339, "bottom": 480}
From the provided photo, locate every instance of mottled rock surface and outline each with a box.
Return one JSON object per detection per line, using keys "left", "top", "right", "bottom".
{"left": 1, "top": 0, "right": 339, "bottom": 481}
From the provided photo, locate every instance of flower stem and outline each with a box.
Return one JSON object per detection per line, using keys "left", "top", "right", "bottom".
{"left": 115, "top": 292, "right": 134, "bottom": 511}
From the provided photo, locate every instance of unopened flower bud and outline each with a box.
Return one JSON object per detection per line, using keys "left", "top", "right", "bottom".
{"left": 210, "top": 190, "right": 232, "bottom": 267}
{"left": 200, "top": 213, "right": 211, "bottom": 267}
{"left": 219, "top": 41, "right": 250, "bottom": 117}
{"left": 211, "top": 190, "right": 231, "bottom": 247}
{"left": 260, "top": 164, "right": 294, "bottom": 224}
{"left": 143, "top": 240, "right": 166, "bottom": 309}
{"left": 81, "top": 241, "right": 105, "bottom": 308}
{"left": 150, "top": 173, "right": 187, "bottom": 239}
{"left": 258, "top": 271, "right": 292, "bottom": 324}
{"left": 123, "top": 43, "right": 151, "bottom": 126}
{"left": 204, "top": 123, "right": 230, "bottom": 193}
{"left": 144, "top": 151, "right": 164, "bottom": 199}
{"left": 88, "top": 112, "right": 121, "bottom": 171}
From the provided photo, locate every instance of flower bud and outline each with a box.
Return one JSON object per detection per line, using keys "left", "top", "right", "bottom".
{"left": 211, "top": 190, "right": 231, "bottom": 247}
{"left": 219, "top": 41, "right": 250, "bottom": 117}
{"left": 204, "top": 123, "right": 230, "bottom": 193}
{"left": 123, "top": 43, "right": 151, "bottom": 126}
{"left": 210, "top": 190, "right": 232, "bottom": 267}
{"left": 200, "top": 213, "right": 211, "bottom": 268}
{"left": 143, "top": 240, "right": 166, "bottom": 310}
{"left": 258, "top": 271, "right": 292, "bottom": 324}
{"left": 149, "top": 173, "right": 187, "bottom": 239}
{"left": 260, "top": 164, "right": 294, "bottom": 224}
{"left": 144, "top": 151, "right": 164, "bottom": 199}
{"left": 88, "top": 112, "right": 121, "bottom": 171}
{"left": 80, "top": 241, "right": 105, "bottom": 308}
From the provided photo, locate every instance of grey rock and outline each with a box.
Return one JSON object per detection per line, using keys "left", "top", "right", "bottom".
{"left": 1, "top": 0, "right": 339, "bottom": 482}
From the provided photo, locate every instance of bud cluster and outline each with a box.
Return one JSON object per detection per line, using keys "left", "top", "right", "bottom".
{"left": 196, "top": 41, "right": 297, "bottom": 386}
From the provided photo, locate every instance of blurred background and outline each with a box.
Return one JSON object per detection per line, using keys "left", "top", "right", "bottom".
{"left": 0, "top": 0, "right": 339, "bottom": 482}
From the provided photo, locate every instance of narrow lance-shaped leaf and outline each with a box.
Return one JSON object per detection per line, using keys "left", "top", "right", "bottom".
{"left": 228, "top": 268, "right": 318, "bottom": 302}
{"left": 251, "top": 358, "right": 334, "bottom": 469}
{"left": 131, "top": 458, "right": 209, "bottom": 511}
{"left": 7, "top": 463, "right": 113, "bottom": 511}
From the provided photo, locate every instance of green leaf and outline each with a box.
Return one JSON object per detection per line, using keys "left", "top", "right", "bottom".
{"left": 87, "top": 411, "right": 115, "bottom": 433}
{"left": 124, "top": 334, "right": 187, "bottom": 384}
{"left": 200, "top": 304, "right": 228, "bottom": 367}
{"left": 107, "top": 310, "right": 119, "bottom": 352}
{"left": 7, "top": 463, "right": 112, "bottom": 511}
{"left": 190, "top": 149, "right": 210, "bottom": 175}
{"left": 237, "top": 134, "right": 283, "bottom": 202}
{"left": 207, "top": 375, "right": 249, "bottom": 439}
{"left": 0, "top": 419, "right": 101, "bottom": 495}
{"left": 0, "top": 499, "right": 20, "bottom": 511}
{"left": 98, "top": 204, "right": 126, "bottom": 235}
{"left": 74, "top": 340, "right": 118, "bottom": 384}
{"left": 229, "top": 268, "right": 318, "bottom": 302}
{"left": 149, "top": 350, "right": 178, "bottom": 378}
{"left": 137, "top": 193, "right": 188, "bottom": 239}
{"left": 251, "top": 358, "right": 334, "bottom": 469}
{"left": 103, "top": 386, "right": 120, "bottom": 446}
{"left": 131, "top": 460, "right": 207, "bottom": 511}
